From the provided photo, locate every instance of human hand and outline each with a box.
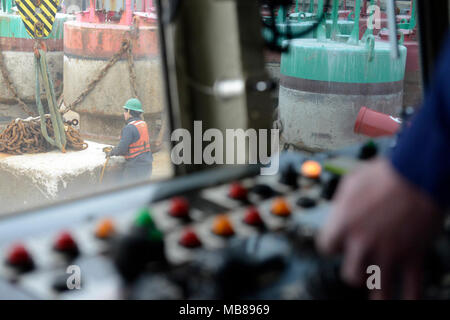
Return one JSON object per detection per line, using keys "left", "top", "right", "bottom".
{"left": 103, "top": 146, "right": 113, "bottom": 158}
{"left": 317, "top": 158, "right": 442, "bottom": 299}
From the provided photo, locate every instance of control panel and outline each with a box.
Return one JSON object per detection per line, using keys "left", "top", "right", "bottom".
{"left": 1, "top": 138, "right": 449, "bottom": 299}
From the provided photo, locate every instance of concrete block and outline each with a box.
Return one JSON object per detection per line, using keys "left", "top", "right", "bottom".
{"left": 278, "top": 86, "right": 402, "bottom": 151}
{"left": 0, "top": 141, "right": 125, "bottom": 215}
{"left": 63, "top": 56, "right": 163, "bottom": 140}
{"left": 0, "top": 51, "right": 64, "bottom": 104}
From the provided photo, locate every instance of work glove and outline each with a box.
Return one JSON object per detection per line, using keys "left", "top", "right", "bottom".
{"left": 103, "top": 147, "right": 113, "bottom": 159}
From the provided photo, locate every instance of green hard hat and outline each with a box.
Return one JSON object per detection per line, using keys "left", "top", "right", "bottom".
{"left": 123, "top": 98, "right": 144, "bottom": 113}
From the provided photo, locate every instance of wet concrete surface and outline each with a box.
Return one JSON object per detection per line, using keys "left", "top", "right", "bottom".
{"left": 0, "top": 104, "right": 173, "bottom": 215}
{"left": 0, "top": 140, "right": 126, "bottom": 215}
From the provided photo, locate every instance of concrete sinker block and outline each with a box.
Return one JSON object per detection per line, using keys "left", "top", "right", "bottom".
{"left": 0, "top": 141, "right": 125, "bottom": 215}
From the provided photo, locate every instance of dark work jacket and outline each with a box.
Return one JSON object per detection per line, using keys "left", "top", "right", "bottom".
{"left": 391, "top": 34, "right": 450, "bottom": 209}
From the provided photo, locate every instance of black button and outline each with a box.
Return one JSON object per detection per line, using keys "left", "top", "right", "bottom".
{"left": 321, "top": 175, "right": 341, "bottom": 200}
{"left": 359, "top": 141, "right": 378, "bottom": 160}
{"left": 52, "top": 273, "right": 70, "bottom": 292}
{"left": 296, "top": 197, "right": 317, "bottom": 208}
{"left": 251, "top": 184, "right": 278, "bottom": 199}
{"left": 279, "top": 164, "right": 299, "bottom": 188}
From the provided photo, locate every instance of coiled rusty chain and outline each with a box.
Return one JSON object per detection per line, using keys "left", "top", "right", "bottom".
{"left": 0, "top": 116, "right": 87, "bottom": 155}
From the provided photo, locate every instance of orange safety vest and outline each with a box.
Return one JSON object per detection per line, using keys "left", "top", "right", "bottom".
{"left": 125, "top": 120, "right": 151, "bottom": 159}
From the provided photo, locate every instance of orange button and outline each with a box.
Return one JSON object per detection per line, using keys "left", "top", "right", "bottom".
{"left": 212, "top": 215, "right": 235, "bottom": 237}
{"left": 95, "top": 219, "right": 115, "bottom": 239}
{"left": 301, "top": 160, "right": 322, "bottom": 179}
{"left": 271, "top": 197, "right": 291, "bottom": 217}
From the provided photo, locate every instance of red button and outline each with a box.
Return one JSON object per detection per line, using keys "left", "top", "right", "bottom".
{"left": 54, "top": 232, "right": 79, "bottom": 255}
{"left": 179, "top": 229, "right": 202, "bottom": 248}
{"left": 228, "top": 182, "right": 248, "bottom": 200}
{"left": 169, "top": 197, "right": 190, "bottom": 218}
{"left": 243, "top": 207, "right": 264, "bottom": 226}
{"left": 7, "top": 244, "right": 33, "bottom": 269}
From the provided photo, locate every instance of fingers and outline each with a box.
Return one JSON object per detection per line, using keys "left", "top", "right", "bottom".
{"left": 341, "top": 236, "right": 369, "bottom": 287}
{"left": 370, "top": 258, "right": 394, "bottom": 300}
{"left": 316, "top": 217, "right": 345, "bottom": 255}
{"left": 402, "top": 260, "right": 423, "bottom": 300}
{"left": 317, "top": 195, "right": 352, "bottom": 255}
{"left": 317, "top": 170, "right": 364, "bottom": 255}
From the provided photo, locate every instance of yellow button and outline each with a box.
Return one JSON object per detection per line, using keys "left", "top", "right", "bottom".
{"left": 95, "top": 219, "right": 115, "bottom": 239}
{"left": 271, "top": 197, "right": 291, "bottom": 217}
{"left": 212, "top": 215, "right": 234, "bottom": 237}
{"left": 301, "top": 160, "right": 322, "bottom": 179}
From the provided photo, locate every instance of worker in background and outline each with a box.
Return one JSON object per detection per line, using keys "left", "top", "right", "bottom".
{"left": 105, "top": 98, "right": 153, "bottom": 183}
{"left": 317, "top": 34, "right": 450, "bottom": 300}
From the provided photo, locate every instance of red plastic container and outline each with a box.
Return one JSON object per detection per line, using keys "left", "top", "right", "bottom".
{"left": 354, "top": 107, "right": 401, "bottom": 137}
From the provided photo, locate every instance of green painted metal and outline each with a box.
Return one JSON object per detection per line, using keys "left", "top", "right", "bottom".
{"left": 348, "top": 0, "right": 361, "bottom": 45}
{"left": 289, "top": 11, "right": 316, "bottom": 22}
{"left": 280, "top": 39, "right": 407, "bottom": 83}
{"left": 263, "top": 22, "right": 315, "bottom": 45}
{"left": 331, "top": 0, "right": 339, "bottom": 40}
{"left": 361, "top": 0, "right": 376, "bottom": 41}
{"left": 398, "top": 0, "right": 416, "bottom": 30}
{"left": 316, "top": 0, "right": 326, "bottom": 42}
{"left": 265, "top": 0, "right": 353, "bottom": 44}
{"left": 0, "top": 12, "right": 70, "bottom": 39}
{"left": 1, "top": 0, "right": 13, "bottom": 13}
{"left": 276, "top": 5, "right": 287, "bottom": 24}
{"left": 263, "top": 20, "right": 353, "bottom": 46}
{"left": 35, "top": 49, "right": 66, "bottom": 152}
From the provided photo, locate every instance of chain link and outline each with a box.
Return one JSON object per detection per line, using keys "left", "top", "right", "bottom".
{"left": 127, "top": 40, "right": 139, "bottom": 99}
{"left": 63, "top": 17, "right": 141, "bottom": 114}
{"left": 62, "top": 39, "right": 131, "bottom": 113}
{"left": 127, "top": 16, "right": 140, "bottom": 100}
{"left": 0, "top": 116, "right": 87, "bottom": 154}
{"left": 0, "top": 42, "right": 36, "bottom": 117}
